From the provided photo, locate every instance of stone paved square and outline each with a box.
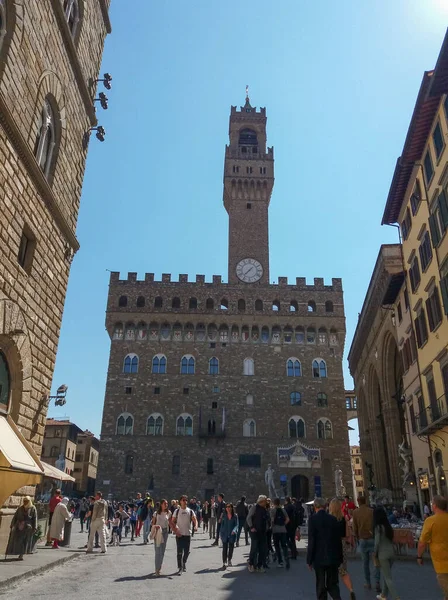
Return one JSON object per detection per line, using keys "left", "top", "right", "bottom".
{"left": 1, "top": 530, "right": 442, "bottom": 600}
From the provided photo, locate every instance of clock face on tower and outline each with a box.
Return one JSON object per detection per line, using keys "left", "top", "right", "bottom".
{"left": 236, "top": 258, "right": 263, "bottom": 283}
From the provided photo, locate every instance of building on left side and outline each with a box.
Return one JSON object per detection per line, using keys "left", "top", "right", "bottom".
{"left": 0, "top": 0, "right": 111, "bottom": 551}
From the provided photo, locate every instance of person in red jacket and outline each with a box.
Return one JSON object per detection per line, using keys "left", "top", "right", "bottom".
{"left": 46, "top": 488, "right": 62, "bottom": 545}
{"left": 342, "top": 496, "right": 356, "bottom": 520}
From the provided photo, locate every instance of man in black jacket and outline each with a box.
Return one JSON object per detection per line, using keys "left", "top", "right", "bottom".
{"left": 211, "top": 493, "right": 226, "bottom": 546}
{"left": 235, "top": 496, "right": 249, "bottom": 546}
{"left": 306, "top": 497, "right": 342, "bottom": 600}
{"left": 284, "top": 496, "right": 297, "bottom": 559}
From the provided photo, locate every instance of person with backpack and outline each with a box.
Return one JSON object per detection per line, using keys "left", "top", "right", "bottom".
{"left": 284, "top": 496, "right": 298, "bottom": 560}
{"left": 170, "top": 495, "right": 198, "bottom": 575}
{"left": 141, "top": 497, "right": 154, "bottom": 545}
{"left": 270, "top": 497, "right": 291, "bottom": 569}
{"left": 235, "top": 496, "right": 249, "bottom": 546}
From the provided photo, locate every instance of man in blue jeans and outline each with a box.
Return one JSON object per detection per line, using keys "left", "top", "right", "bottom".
{"left": 352, "top": 496, "right": 380, "bottom": 592}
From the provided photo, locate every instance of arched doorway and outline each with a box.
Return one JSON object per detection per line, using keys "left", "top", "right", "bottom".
{"left": 291, "top": 474, "right": 309, "bottom": 500}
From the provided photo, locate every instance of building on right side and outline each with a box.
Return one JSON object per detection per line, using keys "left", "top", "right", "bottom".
{"left": 381, "top": 29, "right": 448, "bottom": 499}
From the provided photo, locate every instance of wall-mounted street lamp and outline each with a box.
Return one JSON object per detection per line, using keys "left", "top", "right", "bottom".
{"left": 95, "top": 72, "right": 112, "bottom": 90}
{"left": 83, "top": 126, "right": 106, "bottom": 149}
{"left": 42, "top": 384, "right": 68, "bottom": 407}
{"left": 94, "top": 92, "right": 108, "bottom": 110}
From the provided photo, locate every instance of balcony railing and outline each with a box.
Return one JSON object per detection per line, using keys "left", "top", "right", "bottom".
{"left": 198, "top": 428, "right": 226, "bottom": 439}
{"left": 416, "top": 394, "right": 448, "bottom": 435}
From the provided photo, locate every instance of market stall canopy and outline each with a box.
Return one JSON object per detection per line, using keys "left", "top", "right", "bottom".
{"left": 0, "top": 415, "right": 44, "bottom": 506}
{"left": 41, "top": 460, "right": 75, "bottom": 482}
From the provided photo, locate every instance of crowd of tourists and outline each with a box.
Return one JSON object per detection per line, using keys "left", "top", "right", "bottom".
{"left": 5, "top": 489, "right": 448, "bottom": 600}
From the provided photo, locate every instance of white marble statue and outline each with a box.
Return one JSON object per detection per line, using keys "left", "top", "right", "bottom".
{"left": 398, "top": 436, "right": 413, "bottom": 486}
{"left": 335, "top": 467, "right": 346, "bottom": 497}
{"left": 265, "top": 463, "right": 278, "bottom": 498}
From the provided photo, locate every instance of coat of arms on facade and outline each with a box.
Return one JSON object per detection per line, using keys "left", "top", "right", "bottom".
{"left": 277, "top": 442, "right": 321, "bottom": 468}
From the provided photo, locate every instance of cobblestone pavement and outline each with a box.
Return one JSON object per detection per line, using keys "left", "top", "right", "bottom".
{"left": 1, "top": 530, "right": 441, "bottom": 600}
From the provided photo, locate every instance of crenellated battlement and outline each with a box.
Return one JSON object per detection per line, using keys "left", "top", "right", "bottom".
{"left": 231, "top": 105, "right": 266, "bottom": 117}
{"left": 109, "top": 272, "right": 343, "bottom": 291}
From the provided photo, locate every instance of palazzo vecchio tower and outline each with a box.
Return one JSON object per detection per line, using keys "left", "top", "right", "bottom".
{"left": 97, "top": 94, "right": 351, "bottom": 502}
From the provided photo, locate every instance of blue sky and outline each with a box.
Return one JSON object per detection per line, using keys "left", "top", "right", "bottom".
{"left": 49, "top": 0, "right": 448, "bottom": 447}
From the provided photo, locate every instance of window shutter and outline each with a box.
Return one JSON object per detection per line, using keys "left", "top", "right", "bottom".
{"left": 440, "top": 275, "right": 448, "bottom": 315}
{"left": 429, "top": 213, "right": 441, "bottom": 247}
{"left": 414, "top": 317, "right": 422, "bottom": 347}
{"left": 426, "top": 298, "right": 434, "bottom": 331}
{"left": 434, "top": 287, "right": 443, "bottom": 325}
{"left": 439, "top": 190, "right": 448, "bottom": 229}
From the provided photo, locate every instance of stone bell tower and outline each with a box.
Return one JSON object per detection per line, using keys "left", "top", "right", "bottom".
{"left": 223, "top": 91, "right": 274, "bottom": 285}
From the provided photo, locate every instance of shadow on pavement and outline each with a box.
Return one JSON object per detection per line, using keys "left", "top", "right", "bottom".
{"left": 115, "top": 571, "right": 178, "bottom": 582}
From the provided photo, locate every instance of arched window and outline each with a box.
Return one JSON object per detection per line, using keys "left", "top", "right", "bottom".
{"left": 172, "top": 297, "right": 181, "bottom": 309}
{"left": 289, "top": 417, "right": 305, "bottom": 438}
{"left": 63, "top": 0, "right": 80, "bottom": 38}
{"left": 118, "top": 295, "right": 127, "bottom": 307}
{"left": 208, "top": 419, "right": 216, "bottom": 434}
{"left": 206, "top": 298, "right": 214, "bottom": 310}
{"left": 50, "top": 446, "right": 59, "bottom": 457}
{"left": 434, "top": 450, "right": 443, "bottom": 467}
{"left": 312, "top": 359, "right": 327, "bottom": 378}
{"left": 123, "top": 354, "right": 138, "bottom": 374}
{"left": 238, "top": 299, "right": 246, "bottom": 311}
{"left": 317, "top": 393, "right": 328, "bottom": 407}
{"left": 209, "top": 357, "right": 219, "bottom": 375}
{"left": 116, "top": 413, "right": 134, "bottom": 435}
{"left": 176, "top": 413, "right": 193, "bottom": 436}
{"left": 172, "top": 455, "right": 180, "bottom": 475}
{"left": 317, "top": 418, "right": 333, "bottom": 439}
{"left": 243, "top": 419, "right": 256, "bottom": 437}
{"left": 154, "top": 296, "right": 163, "bottom": 308}
{"left": 124, "top": 453, "right": 134, "bottom": 474}
{"left": 243, "top": 358, "right": 254, "bottom": 376}
{"left": 189, "top": 297, "right": 198, "bottom": 309}
{"left": 325, "top": 301, "right": 334, "bottom": 313}
{"left": 0, "top": 0, "right": 7, "bottom": 53}
{"left": 272, "top": 300, "right": 280, "bottom": 312}
{"left": 147, "top": 413, "right": 163, "bottom": 436}
{"left": 113, "top": 323, "right": 123, "bottom": 340}
{"left": 181, "top": 355, "right": 195, "bottom": 374}
{"left": 307, "top": 300, "right": 316, "bottom": 312}
{"left": 0, "top": 350, "right": 10, "bottom": 410}
{"left": 290, "top": 300, "right": 298, "bottom": 312}
{"left": 220, "top": 298, "right": 228, "bottom": 310}
{"left": 239, "top": 128, "right": 258, "bottom": 145}
{"left": 287, "top": 359, "right": 301, "bottom": 377}
{"left": 152, "top": 354, "right": 166, "bottom": 374}
{"left": 255, "top": 299, "right": 263, "bottom": 311}
{"left": 136, "top": 296, "right": 145, "bottom": 307}
{"left": 290, "top": 391, "right": 302, "bottom": 406}
{"left": 34, "top": 99, "right": 58, "bottom": 180}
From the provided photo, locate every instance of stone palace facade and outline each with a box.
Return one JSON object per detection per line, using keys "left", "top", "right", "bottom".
{"left": 97, "top": 96, "right": 352, "bottom": 502}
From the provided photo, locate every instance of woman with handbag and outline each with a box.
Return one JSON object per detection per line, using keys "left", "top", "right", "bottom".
{"left": 151, "top": 499, "right": 170, "bottom": 576}
{"left": 220, "top": 503, "right": 238, "bottom": 568}
{"left": 329, "top": 498, "right": 356, "bottom": 600}
{"left": 6, "top": 496, "right": 37, "bottom": 560}
{"left": 373, "top": 507, "right": 401, "bottom": 600}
